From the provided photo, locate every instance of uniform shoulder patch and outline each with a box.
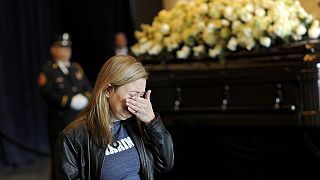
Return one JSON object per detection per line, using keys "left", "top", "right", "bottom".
{"left": 73, "top": 62, "right": 84, "bottom": 80}
{"left": 38, "top": 72, "right": 47, "bottom": 86}
{"left": 73, "top": 62, "right": 84, "bottom": 71}
{"left": 52, "top": 63, "right": 58, "bottom": 69}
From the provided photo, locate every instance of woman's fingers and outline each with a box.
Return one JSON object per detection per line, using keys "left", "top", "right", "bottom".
{"left": 127, "top": 106, "right": 137, "bottom": 114}
{"left": 126, "top": 99, "right": 145, "bottom": 111}
{"left": 145, "top": 90, "right": 151, "bottom": 101}
{"left": 126, "top": 92, "right": 155, "bottom": 123}
{"left": 126, "top": 97, "right": 155, "bottom": 123}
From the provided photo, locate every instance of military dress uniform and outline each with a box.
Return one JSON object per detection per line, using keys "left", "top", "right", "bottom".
{"left": 38, "top": 32, "right": 91, "bottom": 179}
{"left": 38, "top": 60, "right": 92, "bottom": 153}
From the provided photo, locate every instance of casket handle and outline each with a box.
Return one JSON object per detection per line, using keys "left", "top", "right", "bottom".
{"left": 221, "top": 85, "right": 229, "bottom": 111}
{"left": 274, "top": 83, "right": 283, "bottom": 109}
{"left": 174, "top": 86, "right": 182, "bottom": 111}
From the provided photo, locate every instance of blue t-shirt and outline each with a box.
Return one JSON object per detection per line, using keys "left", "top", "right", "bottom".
{"left": 101, "top": 121, "right": 141, "bottom": 180}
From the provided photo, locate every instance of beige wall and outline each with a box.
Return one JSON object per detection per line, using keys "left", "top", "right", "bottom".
{"left": 162, "top": 0, "right": 177, "bottom": 10}
{"left": 163, "top": 0, "right": 320, "bottom": 20}
{"left": 300, "top": 0, "right": 320, "bottom": 20}
{"left": 162, "top": 0, "right": 176, "bottom": 10}
{"left": 163, "top": 0, "right": 192, "bottom": 10}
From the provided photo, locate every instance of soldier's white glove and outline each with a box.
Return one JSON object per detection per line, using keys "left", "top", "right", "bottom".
{"left": 70, "top": 93, "right": 88, "bottom": 110}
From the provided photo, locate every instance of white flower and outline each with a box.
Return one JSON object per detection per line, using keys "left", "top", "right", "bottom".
{"left": 231, "top": 20, "right": 242, "bottom": 32}
{"left": 242, "top": 27, "right": 252, "bottom": 38}
{"left": 131, "top": 45, "right": 142, "bottom": 56}
{"left": 207, "top": 22, "right": 215, "bottom": 32}
{"left": 208, "top": 5, "right": 220, "bottom": 18}
{"left": 305, "top": 15, "right": 314, "bottom": 24}
{"left": 160, "top": 23, "right": 170, "bottom": 35}
{"left": 298, "top": 7, "right": 308, "bottom": 19}
{"left": 245, "top": 38, "right": 255, "bottom": 50}
{"left": 208, "top": 45, "right": 222, "bottom": 58}
{"left": 221, "top": 19, "right": 230, "bottom": 27}
{"left": 148, "top": 44, "right": 163, "bottom": 55}
{"left": 199, "top": 3, "right": 208, "bottom": 14}
{"left": 245, "top": 3, "right": 254, "bottom": 13}
{"left": 255, "top": 8, "right": 266, "bottom": 17}
{"left": 138, "top": 37, "right": 148, "bottom": 43}
{"left": 167, "top": 43, "right": 179, "bottom": 52}
{"left": 176, "top": 46, "right": 191, "bottom": 59}
{"left": 308, "top": 26, "right": 320, "bottom": 39}
{"left": 132, "top": 0, "right": 320, "bottom": 60}
{"left": 313, "top": 20, "right": 320, "bottom": 26}
{"left": 227, "top": 37, "right": 238, "bottom": 51}
{"left": 296, "top": 25, "right": 307, "bottom": 36}
{"left": 224, "top": 7, "right": 236, "bottom": 21}
{"left": 274, "top": 25, "right": 286, "bottom": 38}
{"left": 292, "top": 34, "right": 302, "bottom": 41}
{"left": 260, "top": 0, "right": 272, "bottom": 9}
{"left": 196, "top": 21, "right": 206, "bottom": 32}
{"left": 240, "top": 13, "right": 253, "bottom": 22}
{"left": 259, "top": 37, "right": 271, "bottom": 47}
{"left": 193, "top": 45, "right": 205, "bottom": 57}
{"left": 139, "top": 41, "right": 153, "bottom": 54}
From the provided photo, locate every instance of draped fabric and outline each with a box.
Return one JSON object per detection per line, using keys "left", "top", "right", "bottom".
{"left": 49, "top": 0, "right": 136, "bottom": 81}
{"left": 156, "top": 125, "right": 320, "bottom": 180}
{"left": 4, "top": 0, "right": 319, "bottom": 178}
{"left": 0, "top": 0, "right": 135, "bottom": 169}
{"left": 0, "top": 0, "right": 51, "bottom": 169}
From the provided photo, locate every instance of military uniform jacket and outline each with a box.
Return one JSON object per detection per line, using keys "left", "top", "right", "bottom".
{"left": 38, "top": 60, "right": 92, "bottom": 136}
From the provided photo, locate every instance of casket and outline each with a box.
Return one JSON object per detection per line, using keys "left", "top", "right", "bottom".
{"left": 143, "top": 40, "right": 320, "bottom": 126}
{"left": 142, "top": 40, "right": 320, "bottom": 179}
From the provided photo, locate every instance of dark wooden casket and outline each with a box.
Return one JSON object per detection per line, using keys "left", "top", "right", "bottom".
{"left": 144, "top": 40, "right": 320, "bottom": 126}
{"left": 142, "top": 40, "right": 320, "bottom": 179}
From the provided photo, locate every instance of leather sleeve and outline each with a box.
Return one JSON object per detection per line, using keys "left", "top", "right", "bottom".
{"left": 143, "top": 113, "right": 175, "bottom": 172}
{"left": 54, "top": 131, "right": 80, "bottom": 180}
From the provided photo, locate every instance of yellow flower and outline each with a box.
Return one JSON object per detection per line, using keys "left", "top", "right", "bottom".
{"left": 202, "top": 29, "right": 216, "bottom": 46}
{"left": 220, "top": 27, "right": 231, "bottom": 39}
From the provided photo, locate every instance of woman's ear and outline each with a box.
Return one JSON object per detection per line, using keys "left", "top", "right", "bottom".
{"left": 105, "top": 84, "right": 113, "bottom": 98}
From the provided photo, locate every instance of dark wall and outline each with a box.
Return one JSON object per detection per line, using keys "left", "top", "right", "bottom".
{"left": 0, "top": 0, "right": 51, "bottom": 169}
{"left": 0, "top": 0, "right": 164, "bottom": 170}
{"left": 49, "top": 0, "right": 136, "bottom": 82}
{"left": 0, "top": 0, "right": 136, "bottom": 169}
{"left": 132, "top": 0, "right": 163, "bottom": 30}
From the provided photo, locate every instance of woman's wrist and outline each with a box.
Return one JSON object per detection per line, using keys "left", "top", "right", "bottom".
{"left": 143, "top": 113, "right": 155, "bottom": 126}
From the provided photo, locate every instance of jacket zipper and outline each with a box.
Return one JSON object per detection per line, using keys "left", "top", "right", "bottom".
{"left": 99, "top": 146, "right": 107, "bottom": 180}
{"left": 140, "top": 136, "right": 149, "bottom": 180}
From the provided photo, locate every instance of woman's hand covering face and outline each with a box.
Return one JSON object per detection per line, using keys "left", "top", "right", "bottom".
{"left": 126, "top": 90, "right": 155, "bottom": 124}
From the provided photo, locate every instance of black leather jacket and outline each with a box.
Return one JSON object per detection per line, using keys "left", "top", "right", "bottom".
{"left": 54, "top": 114, "right": 174, "bottom": 180}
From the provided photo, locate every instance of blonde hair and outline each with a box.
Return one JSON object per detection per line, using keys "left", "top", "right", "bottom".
{"left": 82, "top": 55, "right": 148, "bottom": 146}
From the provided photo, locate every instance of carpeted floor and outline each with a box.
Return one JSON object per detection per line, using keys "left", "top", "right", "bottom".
{"left": 0, "top": 158, "right": 50, "bottom": 180}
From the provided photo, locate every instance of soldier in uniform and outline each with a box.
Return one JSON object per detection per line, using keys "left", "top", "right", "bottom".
{"left": 37, "top": 33, "right": 92, "bottom": 179}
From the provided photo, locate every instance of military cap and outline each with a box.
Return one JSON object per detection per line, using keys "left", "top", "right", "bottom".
{"left": 52, "top": 32, "right": 72, "bottom": 47}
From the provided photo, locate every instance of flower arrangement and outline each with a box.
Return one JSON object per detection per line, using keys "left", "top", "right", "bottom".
{"left": 131, "top": 0, "right": 320, "bottom": 60}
